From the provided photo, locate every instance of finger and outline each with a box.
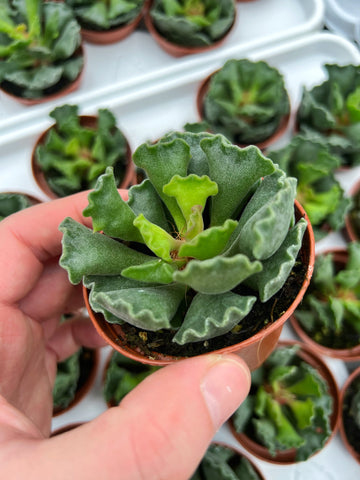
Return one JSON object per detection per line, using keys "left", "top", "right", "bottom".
{"left": 32, "top": 354, "right": 251, "bottom": 480}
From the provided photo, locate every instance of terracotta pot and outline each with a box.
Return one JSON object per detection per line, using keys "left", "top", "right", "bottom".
{"left": 345, "top": 178, "right": 360, "bottom": 242}
{"left": 31, "top": 115, "right": 135, "bottom": 199}
{"left": 196, "top": 72, "right": 290, "bottom": 150}
{"left": 290, "top": 248, "right": 360, "bottom": 362}
{"left": 143, "top": 1, "right": 236, "bottom": 57}
{"left": 80, "top": 0, "right": 149, "bottom": 44}
{"left": 230, "top": 340, "right": 340, "bottom": 465}
{"left": 83, "top": 200, "right": 314, "bottom": 369}
{"left": 53, "top": 347, "right": 99, "bottom": 417}
{"left": 339, "top": 366, "right": 360, "bottom": 465}
{"left": 51, "top": 422, "right": 84, "bottom": 436}
{"left": 0, "top": 45, "right": 84, "bottom": 106}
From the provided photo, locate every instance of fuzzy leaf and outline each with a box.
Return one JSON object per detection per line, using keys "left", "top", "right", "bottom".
{"left": 121, "top": 259, "right": 176, "bottom": 284}
{"left": 172, "top": 292, "right": 256, "bottom": 344}
{"left": 59, "top": 217, "right": 152, "bottom": 284}
{"left": 289, "top": 399, "right": 314, "bottom": 429}
{"left": 173, "top": 254, "right": 262, "bottom": 294}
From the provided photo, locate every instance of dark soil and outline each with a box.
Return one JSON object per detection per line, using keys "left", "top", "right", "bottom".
{"left": 342, "top": 377, "right": 360, "bottom": 456}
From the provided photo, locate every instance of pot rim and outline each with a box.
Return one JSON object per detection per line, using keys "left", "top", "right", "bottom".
{"left": 31, "top": 114, "right": 135, "bottom": 199}
{"left": 339, "top": 365, "right": 360, "bottom": 465}
{"left": 143, "top": 0, "right": 237, "bottom": 57}
{"left": 290, "top": 247, "right": 360, "bottom": 361}
{"left": 229, "top": 339, "right": 340, "bottom": 465}
{"left": 83, "top": 200, "right": 315, "bottom": 367}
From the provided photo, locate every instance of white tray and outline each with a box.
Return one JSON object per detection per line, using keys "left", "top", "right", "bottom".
{"left": 41, "top": 32, "right": 360, "bottom": 479}
{"left": 0, "top": 0, "right": 324, "bottom": 145}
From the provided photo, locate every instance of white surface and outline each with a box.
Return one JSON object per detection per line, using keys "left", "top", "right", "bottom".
{"left": 0, "top": 0, "right": 324, "bottom": 145}
{"left": 43, "top": 32, "right": 360, "bottom": 478}
{"left": 324, "top": 0, "right": 360, "bottom": 46}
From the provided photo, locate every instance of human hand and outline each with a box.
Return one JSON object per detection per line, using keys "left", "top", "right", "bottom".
{"left": 0, "top": 193, "right": 250, "bottom": 480}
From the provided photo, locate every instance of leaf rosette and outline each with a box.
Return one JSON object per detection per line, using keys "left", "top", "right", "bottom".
{"left": 0, "top": 0, "right": 83, "bottom": 100}
{"left": 297, "top": 64, "right": 360, "bottom": 167}
{"left": 0, "top": 192, "right": 35, "bottom": 220}
{"left": 201, "top": 59, "right": 290, "bottom": 145}
{"left": 60, "top": 132, "right": 308, "bottom": 351}
{"left": 149, "top": 0, "right": 235, "bottom": 47}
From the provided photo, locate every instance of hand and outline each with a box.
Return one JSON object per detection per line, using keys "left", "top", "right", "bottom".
{"left": 0, "top": 193, "right": 250, "bottom": 480}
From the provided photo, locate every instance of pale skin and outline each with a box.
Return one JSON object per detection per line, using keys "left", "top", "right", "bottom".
{"left": 0, "top": 191, "right": 251, "bottom": 480}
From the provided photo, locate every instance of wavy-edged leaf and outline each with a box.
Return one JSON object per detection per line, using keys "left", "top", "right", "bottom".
{"left": 245, "top": 218, "right": 307, "bottom": 302}
{"left": 86, "top": 274, "right": 186, "bottom": 330}
{"left": 172, "top": 291, "right": 256, "bottom": 345}
{"left": 133, "top": 138, "right": 191, "bottom": 231}
{"left": 178, "top": 219, "right": 237, "bottom": 260}
{"left": 83, "top": 167, "right": 142, "bottom": 242}
{"left": 59, "top": 217, "right": 152, "bottom": 284}
{"left": 173, "top": 254, "right": 262, "bottom": 294}
{"left": 200, "top": 135, "right": 275, "bottom": 226}
{"left": 121, "top": 259, "right": 176, "bottom": 284}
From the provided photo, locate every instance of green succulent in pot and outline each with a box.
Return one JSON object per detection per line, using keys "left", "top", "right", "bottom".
{"left": 293, "top": 242, "right": 360, "bottom": 352}
{"left": 231, "top": 343, "right": 337, "bottom": 462}
{"left": 0, "top": 192, "right": 38, "bottom": 220}
{"left": 198, "top": 59, "right": 290, "bottom": 147}
{"left": 341, "top": 367, "right": 360, "bottom": 461}
{"left": 65, "top": 0, "right": 146, "bottom": 32}
{"left": 59, "top": 132, "right": 312, "bottom": 363}
{"left": 148, "top": 0, "right": 236, "bottom": 48}
{"left": 268, "top": 133, "right": 352, "bottom": 241}
{"left": 0, "top": 0, "right": 84, "bottom": 101}
{"left": 33, "top": 104, "right": 132, "bottom": 198}
{"left": 296, "top": 64, "right": 360, "bottom": 167}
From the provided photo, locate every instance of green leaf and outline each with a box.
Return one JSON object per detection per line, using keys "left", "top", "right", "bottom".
{"left": 53, "top": 349, "right": 81, "bottom": 409}
{"left": 173, "top": 254, "right": 262, "bottom": 294}
{"left": 121, "top": 259, "right": 176, "bottom": 284}
{"left": 172, "top": 291, "right": 256, "bottom": 344}
{"left": 289, "top": 398, "right": 314, "bottom": 429}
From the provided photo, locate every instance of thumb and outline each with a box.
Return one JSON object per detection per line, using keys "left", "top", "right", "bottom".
{"left": 39, "top": 354, "right": 251, "bottom": 480}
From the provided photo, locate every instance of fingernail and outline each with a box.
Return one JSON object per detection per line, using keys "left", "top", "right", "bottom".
{"left": 200, "top": 355, "right": 251, "bottom": 431}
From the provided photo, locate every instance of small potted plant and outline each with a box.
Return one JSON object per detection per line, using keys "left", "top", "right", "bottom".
{"left": 339, "top": 365, "right": 360, "bottom": 465}
{"left": 191, "top": 443, "right": 265, "bottom": 480}
{"left": 230, "top": 341, "right": 340, "bottom": 464}
{"left": 65, "top": 0, "right": 148, "bottom": 44}
{"left": 144, "top": 0, "right": 236, "bottom": 57}
{"left": 59, "top": 132, "right": 314, "bottom": 369}
{"left": 268, "top": 133, "right": 352, "bottom": 241}
{"left": 103, "top": 351, "right": 159, "bottom": 407}
{"left": 296, "top": 63, "right": 360, "bottom": 168}
{"left": 0, "top": 0, "right": 84, "bottom": 104}
{"left": 196, "top": 59, "right": 290, "bottom": 149}
{"left": 32, "top": 104, "right": 134, "bottom": 199}
{"left": 345, "top": 178, "right": 360, "bottom": 242}
{"left": 0, "top": 192, "right": 41, "bottom": 220}
{"left": 53, "top": 346, "right": 99, "bottom": 416}
{"left": 290, "top": 242, "right": 360, "bottom": 361}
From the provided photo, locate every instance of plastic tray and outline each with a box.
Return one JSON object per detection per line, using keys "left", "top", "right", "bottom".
{"left": 324, "top": 0, "right": 360, "bottom": 47}
{"left": 39, "top": 32, "right": 360, "bottom": 479}
{"left": 0, "top": 0, "right": 324, "bottom": 146}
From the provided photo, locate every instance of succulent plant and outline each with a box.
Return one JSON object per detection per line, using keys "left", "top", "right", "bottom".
{"left": 268, "top": 133, "right": 352, "bottom": 241}
{"left": 295, "top": 242, "right": 360, "bottom": 350}
{"left": 347, "top": 184, "right": 360, "bottom": 241}
{"left": 191, "top": 444, "right": 263, "bottom": 480}
{"left": 200, "top": 59, "right": 290, "bottom": 145}
{"left": 34, "top": 104, "right": 130, "bottom": 197}
{"left": 53, "top": 349, "right": 81, "bottom": 410}
{"left": 0, "top": 192, "right": 35, "bottom": 220}
{"left": 342, "top": 370, "right": 360, "bottom": 456}
{"left": 297, "top": 64, "right": 360, "bottom": 167}
{"left": 0, "top": 0, "right": 83, "bottom": 100}
{"left": 65, "top": 0, "right": 145, "bottom": 31}
{"left": 104, "top": 352, "right": 158, "bottom": 405}
{"left": 59, "top": 132, "right": 309, "bottom": 357}
{"left": 149, "top": 0, "right": 235, "bottom": 47}
{"left": 232, "top": 344, "right": 334, "bottom": 462}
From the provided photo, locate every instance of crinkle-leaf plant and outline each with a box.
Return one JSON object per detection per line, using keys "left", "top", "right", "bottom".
{"left": 0, "top": 0, "right": 83, "bottom": 100}
{"left": 342, "top": 372, "right": 360, "bottom": 455}
{"left": 232, "top": 344, "right": 334, "bottom": 462}
{"left": 295, "top": 241, "right": 360, "bottom": 350}
{"left": 65, "top": 0, "right": 145, "bottom": 31}
{"left": 297, "top": 64, "right": 360, "bottom": 167}
{"left": 268, "top": 133, "right": 352, "bottom": 241}
{"left": 0, "top": 192, "right": 34, "bottom": 220}
{"left": 53, "top": 348, "right": 81, "bottom": 410}
{"left": 201, "top": 58, "right": 290, "bottom": 145}
{"left": 348, "top": 185, "right": 360, "bottom": 241}
{"left": 60, "top": 132, "right": 307, "bottom": 349}
{"left": 149, "top": 0, "right": 235, "bottom": 47}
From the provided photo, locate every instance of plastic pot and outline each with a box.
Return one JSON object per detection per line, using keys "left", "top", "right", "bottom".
{"left": 339, "top": 366, "right": 360, "bottom": 465}
{"left": 290, "top": 248, "right": 360, "bottom": 362}
{"left": 230, "top": 340, "right": 340, "bottom": 465}
{"left": 84, "top": 200, "right": 315, "bottom": 369}
{"left": 31, "top": 115, "right": 135, "bottom": 199}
